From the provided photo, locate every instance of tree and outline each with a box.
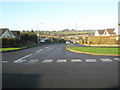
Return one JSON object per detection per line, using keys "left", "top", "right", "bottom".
{"left": 31, "top": 29, "right": 34, "bottom": 33}
{"left": 23, "top": 30, "right": 25, "bottom": 32}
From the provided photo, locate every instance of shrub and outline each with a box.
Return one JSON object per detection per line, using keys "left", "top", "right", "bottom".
{"left": 20, "top": 34, "right": 37, "bottom": 44}
{"left": 1, "top": 38, "right": 21, "bottom": 47}
{"left": 2, "top": 38, "right": 9, "bottom": 47}
{"left": 88, "top": 36, "right": 119, "bottom": 45}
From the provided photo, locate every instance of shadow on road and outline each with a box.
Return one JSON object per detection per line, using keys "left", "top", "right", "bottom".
{"left": 2, "top": 73, "right": 119, "bottom": 89}
{"left": 2, "top": 73, "right": 42, "bottom": 88}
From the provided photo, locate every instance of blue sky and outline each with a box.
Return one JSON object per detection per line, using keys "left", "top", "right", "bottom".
{"left": 0, "top": 1, "right": 118, "bottom": 31}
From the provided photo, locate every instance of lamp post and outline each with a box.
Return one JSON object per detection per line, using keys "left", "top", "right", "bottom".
{"left": 37, "top": 34, "right": 40, "bottom": 44}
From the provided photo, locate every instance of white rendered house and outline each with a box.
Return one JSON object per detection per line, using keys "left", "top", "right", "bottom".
{"left": 113, "top": 24, "right": 120, "bottom": 35}
{"left": 0, "top": 28, "right": 15, "bottom": 38}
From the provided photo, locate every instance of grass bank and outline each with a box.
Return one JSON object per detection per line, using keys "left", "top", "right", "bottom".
{"left": 0, "top": 43, "right": 40, "bottom": 52}
{"left": 67, "top": 46, "right": 120, "bottom": 56}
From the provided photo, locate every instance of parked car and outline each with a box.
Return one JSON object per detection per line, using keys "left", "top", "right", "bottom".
{"left": 66, "top": 41, "right": 70, "bottom": 44}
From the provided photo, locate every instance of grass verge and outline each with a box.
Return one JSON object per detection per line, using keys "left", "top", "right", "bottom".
{"left": 67, "top": 46, "right": 120, "bottom": 56}
{"left": 0, "top": 48, "right": 21, "bottom": 52}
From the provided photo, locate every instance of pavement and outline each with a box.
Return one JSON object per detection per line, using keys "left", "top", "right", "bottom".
{"left": 2, "top": 44, "right": 120, "bottom": 88}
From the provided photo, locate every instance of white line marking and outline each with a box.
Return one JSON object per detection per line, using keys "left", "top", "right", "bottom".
{"left": 71, "top": 59, "right": 82, "bottom": 62}
{"left": 17, "top": 54, "right": 32, "bottom": 60}
{"left": 14, "top": 60, "right": 26, "bottom": 63}
{"left": 100, "top": 59, "right": 112, "bottom": 62}
{"left": 45, "top": 46, "right": 49, "bottom": 48}
{"left": 114, "top": 58, "right": 120, "bottom": 61}
{"left": 35, "top": 49, "right": 43, "bottom": 53}
{"left": 86, "top": 59, "right": 96, "bottom": 62}
{"left": 42, "top": 60, "right": 53, "bottom": 63}
{"left": 2, "top": 61, "right": 8, "bottom": 63}
{"left": 57, "top": 59, "right": 66, "bottom": 63}
{"left": 28, "top": 60, "right": 39, "bottom": 62}
{"left": 35, "top": 60, "right": 39, "bottom": 62}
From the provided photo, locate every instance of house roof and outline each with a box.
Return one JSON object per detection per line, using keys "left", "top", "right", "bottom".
{"left": 0, "top": 28, "right": 9, "bottom": 36}
{"left": 11, "top": 31, "right": 20, "bottom": 38}
{"left": 105, "top": 28, "right": 116, "bottom": 34}
{"left": 97, "top": 30, "right": 105, "bottom": 34}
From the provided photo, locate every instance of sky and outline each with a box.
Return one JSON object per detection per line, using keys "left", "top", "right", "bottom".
{"left": 0, "top": 0, "right": 119, "bottom": 31}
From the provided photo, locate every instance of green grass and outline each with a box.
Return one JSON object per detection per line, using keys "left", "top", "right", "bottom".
{"left": 0, "top": 48, "right": 21, "bottom": 52}
{"left": 68, "top": 46, "right": 120, "bottom": 55}
{"left": 0, "top": 43, "right": 40, "bottom": 52}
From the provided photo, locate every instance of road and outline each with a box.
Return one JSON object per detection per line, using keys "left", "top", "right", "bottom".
{"left": 2, "top": 44, "right": 120, "bottom": 88}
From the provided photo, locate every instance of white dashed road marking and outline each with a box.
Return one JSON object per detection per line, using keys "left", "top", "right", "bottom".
{"left": 35, "top": 49, "right": 43, "bottom": 53}
{"left": 71, "top": 59, "right": 82, "bottom": 63}
{"left": 28, "top": 60, "right": 39, "bottom": 62}
{"left": 42, "top": 60, "right": 53, "bottom": 63}
{"left": 2, "top": 61, "right": 8, "bottom": 63}
{"left": 100, "top": 59, "right": 112, "bottom": 62}
{"left": 45, "top": 46, "right": 49, "bottom": 49}
{"left": 86, "top": 59, "right": 96, "bottom": 62}
{"left": 114, "top": 58, "right": 120, "bottom": 61}
{"left": 14, "top": 60, "right": 26, "bottom": 63}
{"left": 56, "top": 59, "right": 66, "bottom": 63}
{"left": 10, "top": 58, "right": 118, "bottom": 64}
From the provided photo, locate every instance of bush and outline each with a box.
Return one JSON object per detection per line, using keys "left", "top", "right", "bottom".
{"left": 2, "top": 38, "right": 9, "bottom": 47}
{"left": 1, "top": 38, "right": 20, "bottom": 47}
{"left": 88, "top": 36, "right": 119, "bottom": 45}
{"left": 20, "top": 34, "right": 37, "bottom": 44}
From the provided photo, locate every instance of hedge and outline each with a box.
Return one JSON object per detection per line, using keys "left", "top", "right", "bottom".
{"left": 1, "top": 38, "right": 21, "bottom": 47}
{"left": 88, "top": 35, "right": 120, "bottom": 45}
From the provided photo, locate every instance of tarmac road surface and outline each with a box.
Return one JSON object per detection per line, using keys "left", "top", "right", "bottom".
{"left": 2, "top": 44, "right": 119, "bottom": 88}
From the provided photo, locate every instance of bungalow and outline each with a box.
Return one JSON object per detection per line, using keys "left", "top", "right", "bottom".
{"left": 0, "top": 28, "right": 15, "bottom": 38}
{"left": 94, "top": 30, "right": 105, "bottom": 36}
{"left": 113, "top": 24, "right": 120, "bottom": 35}
{"left": 11, "top": 31, "right": 20, "bottom": 39}
{"left": 94, "top": 28, "right": 116, "bottom": 36}
{"left": 102, "top": 28, "right": 116, "bottom": 36}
